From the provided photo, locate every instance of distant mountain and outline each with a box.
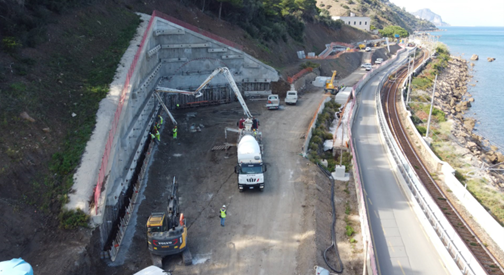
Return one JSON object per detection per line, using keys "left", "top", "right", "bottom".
{"left": 412, "top": 9, "right": 450, "bottom": 27}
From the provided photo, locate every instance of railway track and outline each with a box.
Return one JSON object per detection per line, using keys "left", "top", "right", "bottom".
{"left": 380, "top": 51, "right": 504, "bottom": 275}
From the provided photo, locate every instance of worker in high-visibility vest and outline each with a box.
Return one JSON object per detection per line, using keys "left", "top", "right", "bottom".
{"left": 220, "top": 205, "right": 227, "bottom": 227}
{"left": 150, "top": 131, "right": 159, "bottom": 145}
{"left": 158, "top": 115, "right": 163, "bottom": 126}
{"left": 173, "top": 125, "right": 178, "bottom": 139}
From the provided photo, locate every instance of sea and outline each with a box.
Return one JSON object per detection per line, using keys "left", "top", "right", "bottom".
{"left": 428, "top": 27, "right": 504, "bottom": 152}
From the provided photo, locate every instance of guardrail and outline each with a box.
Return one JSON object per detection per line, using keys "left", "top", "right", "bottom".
{"left": 374, "top": 52, "right": 486, "bottom": 275}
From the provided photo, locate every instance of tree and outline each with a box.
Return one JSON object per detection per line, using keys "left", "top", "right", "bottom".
{"left": 216, "top": 0, "right": 243, "bottom": 19}
{"left": 378, "top": 25, "right": 408, "bottom": 38}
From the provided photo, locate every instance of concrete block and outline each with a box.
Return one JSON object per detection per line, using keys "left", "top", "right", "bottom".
{"left": 147, "top": 45, "right": 161, "bottom": 57}
{"left": 331, "top": 165, "right": 350, "bottom": 181}
{"left": 154, "top": 28, "right": 185, "bottom": 36}
{"left": 208, "top": 48, "right": 228, "bottom": 53}
{"left": 162, "top": 57, "right": 188, "bottom": 63}
{"left": 162, "top": 43, "right": 211, "bottom": 49}
{"left": 221, "top": 54, "right": 243, "bottom": 59}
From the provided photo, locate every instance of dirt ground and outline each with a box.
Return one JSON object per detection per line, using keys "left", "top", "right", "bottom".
{"left": 91, "top": 75, "right": 365, "bottom": 274}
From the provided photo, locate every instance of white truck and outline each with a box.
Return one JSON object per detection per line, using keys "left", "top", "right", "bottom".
{"left": 235, "top": 135, "right": 267, "bottom": 191}
{"left": 285, "top": 86, "right": 298, "bottom": 105}
{"left": 154, "top": 67, "right": 268, "bottom": 192}
{"left": 266, "top": 94, "right": 280, "bottom": 109}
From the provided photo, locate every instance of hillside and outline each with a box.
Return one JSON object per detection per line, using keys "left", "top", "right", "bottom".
{"left": 317, "top": 0, "right": 436, "bottom": 32}
{"left": 412, "top": 8, "right": 450, "bottom": 27}
{"left": 0, "top": 0, "right": 375, "bottom": 274}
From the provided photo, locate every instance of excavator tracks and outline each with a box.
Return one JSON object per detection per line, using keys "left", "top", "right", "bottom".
{"left": 380, "top": 51, "right": 504, "bottom": 275}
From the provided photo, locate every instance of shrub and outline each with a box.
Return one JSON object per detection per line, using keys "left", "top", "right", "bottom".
{"left": 323, "top": 132, "right": 333, "bottom": 140}
{"left": 411, "top": 115, "right": 422, "bottom": 125}
{"left": 345, "top": 225, "right": 355, "bottom": 236}
{"left": 348, "top": 0, "right": 355, "bottom": 4}
{"left": 342, "top": 5, "right": 350, "bottom": 9}
{"left": 2, "top": 37, "right": 21, "bottom": 53}
{"left": 309, "top": 143, "right": 319, "bottom": 151}
{"left": 313, "top": 128, "right": 324, "bottom": 138}
{"left": 300, "top": 61, "right": 320, "bottom": 69}
{"left": 311, "top": 135, "right": 322, "bottom": 145}
{"left": 412, "top": 77, "right": 432, "bottom": 90}
{"left": 59, "top": 209, "right": 89, "bottom": 229}
{"left": 455, "top": 170, "right": 466, "bottom": 183}
{"left": 416, "top": 125, "right": 426, "bottom": 135}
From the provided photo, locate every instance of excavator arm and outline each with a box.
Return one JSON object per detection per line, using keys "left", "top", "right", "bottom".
{"left": 325, "top": 70, "right": 337, "bottom": 90}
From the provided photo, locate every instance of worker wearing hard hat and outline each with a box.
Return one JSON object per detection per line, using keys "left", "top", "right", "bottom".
{"left": 173, "top": 125, "right": 178, "bottom": 139}
{"left": 220, "top": 205, "right": 227, "bottom": 227}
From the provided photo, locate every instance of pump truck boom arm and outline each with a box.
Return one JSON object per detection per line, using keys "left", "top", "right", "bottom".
{"left": 155, "top": 67, "right": 253, "bottom": 120}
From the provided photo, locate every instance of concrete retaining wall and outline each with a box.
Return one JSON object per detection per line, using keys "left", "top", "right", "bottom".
{"left": 69, "top": 10, "right": 279, "bottom": 239}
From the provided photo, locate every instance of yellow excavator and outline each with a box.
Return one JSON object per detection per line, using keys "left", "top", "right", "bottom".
{"left": 146, "top": 176, "right": 192, "bottom": 267}
{"left": 324, "top": 70, "right": 339, "bottom": 95}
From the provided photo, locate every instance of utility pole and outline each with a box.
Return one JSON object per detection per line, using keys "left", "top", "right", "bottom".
{"left": 406, "top": 49, "right": 416, "bottom": 105}
{"left": 425, "top": 74, "right": 438, "bottom": 138}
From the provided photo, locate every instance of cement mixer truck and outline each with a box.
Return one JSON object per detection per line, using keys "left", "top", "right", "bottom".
{"left": 154, "top": 67, "right": 268, "bottom": 192}
{"left": 235, "top": 134, "right": 267, "bottom": 191}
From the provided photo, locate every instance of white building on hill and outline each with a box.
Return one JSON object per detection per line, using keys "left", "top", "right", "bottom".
{"left": 332, "top": 13, "right": 371, "bottom": 31}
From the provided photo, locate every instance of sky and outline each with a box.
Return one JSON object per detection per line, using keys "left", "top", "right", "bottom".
{"left": 389, "top": 0, "right": 504, "bottom": 27}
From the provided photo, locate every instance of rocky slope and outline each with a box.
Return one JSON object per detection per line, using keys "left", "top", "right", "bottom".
{"left": 412, "top": 9, "right": 450, "bottom": 27}
{"left": 316, "top": 0, "right": 436, "bottom": 32}
{"left": 432, "top": 58, "right": 504, "bottom": 186}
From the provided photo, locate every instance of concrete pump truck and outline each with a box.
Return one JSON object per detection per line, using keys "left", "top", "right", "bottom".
{"left": 154, "top": 67, "right": 267, "bottom": 192}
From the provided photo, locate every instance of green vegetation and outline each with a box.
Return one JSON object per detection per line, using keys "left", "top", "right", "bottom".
{"left": 410, "top": 45, "right": 451, "bottom": 91}
{"left": 378, "top": 25, "right": 408, "bottom": 38}
{"left": 0, "top": 5, "right": 141, "bottom": 228}
{"left": 196, "top": 0, "right": 342, "bottom": 43}
{"left": 345, "top": 225, "right": 355, "bottom": 236}
{"left": 300, "top": 61, "right": 320, "bottom": 70}
{"left": 59, "top": 209, "right": 89, "bottom": 229}
{"left": 358, "top": 0, "right": 434, "bottom": 32}
{"left": 307, "top": 100, "right": 353, "bottom": 172}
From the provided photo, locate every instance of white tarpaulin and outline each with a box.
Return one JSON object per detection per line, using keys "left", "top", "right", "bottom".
{"left": 334, "top": 87, "right": 352, "bottom": 105}
{"left": 312, "top": 76, "right": 330, "bottom": 87}
{"left": 0, "top": 258, "right": 33, "bottom": 275}
{"left": 333, "top": 100, "right": 354, "bottom": 148}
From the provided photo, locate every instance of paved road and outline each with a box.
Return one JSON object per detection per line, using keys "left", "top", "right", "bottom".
{"left": 352, "top": 55, "right": 448, "bottom": 274}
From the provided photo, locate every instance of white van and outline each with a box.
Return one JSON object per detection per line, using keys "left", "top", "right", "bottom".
{"left": 285, "top": 90, "right": 298, "bottom": 105}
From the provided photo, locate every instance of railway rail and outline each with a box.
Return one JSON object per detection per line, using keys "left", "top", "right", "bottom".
{"left": 380, "top": 50, "right": 504, "bottom": 275}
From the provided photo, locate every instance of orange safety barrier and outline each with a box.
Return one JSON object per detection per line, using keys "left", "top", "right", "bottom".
{"left": 287, "top": 67, "right": 313, "bottom": 84}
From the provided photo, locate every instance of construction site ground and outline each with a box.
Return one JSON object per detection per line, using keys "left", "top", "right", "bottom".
{"left": 93, "top": 68, "right": 371, "bottom": 274}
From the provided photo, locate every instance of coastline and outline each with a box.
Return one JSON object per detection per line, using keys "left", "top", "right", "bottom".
{"left": 432, "top": 57, "right": 504, "bottom": 188}
{"left": 413, "top": 56, "right": 504, "bottom": 265}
